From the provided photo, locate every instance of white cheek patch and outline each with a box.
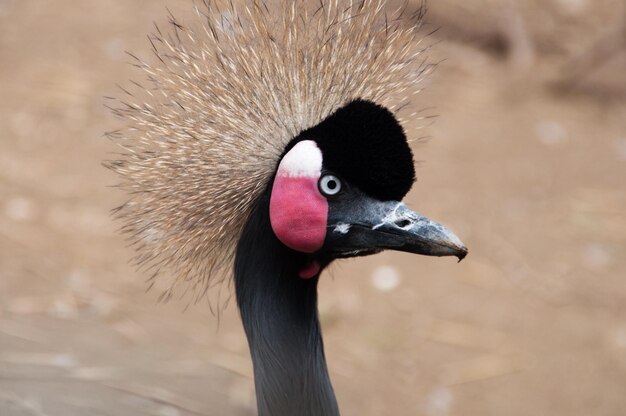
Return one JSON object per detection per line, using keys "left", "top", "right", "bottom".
{"left": 277, "top": 140, "right": 323, "bottom": 178}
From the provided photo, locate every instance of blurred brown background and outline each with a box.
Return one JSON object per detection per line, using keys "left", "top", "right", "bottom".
{"left": 1, "top": 0, "right": 625, "bottom": 415}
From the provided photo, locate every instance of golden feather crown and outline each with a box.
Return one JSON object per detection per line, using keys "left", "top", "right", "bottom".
{"left": 107, "top": 0, "right": 431, "bottom": 301}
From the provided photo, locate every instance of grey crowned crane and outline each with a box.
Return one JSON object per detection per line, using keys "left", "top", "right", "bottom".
{"left": 107, "top": 1, "right": 467, "bottom": 415}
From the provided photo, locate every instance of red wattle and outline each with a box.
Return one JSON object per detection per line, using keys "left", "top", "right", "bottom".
{"left": 269, "top": 175, "right": 328, "bottom": 253}
{"left": 299, "top": 260, "right": 321, "bottom": 279}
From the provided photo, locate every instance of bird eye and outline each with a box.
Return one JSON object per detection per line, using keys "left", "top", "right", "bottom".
{"left": 319, "top": 174, "right": 342, "bottom": 196}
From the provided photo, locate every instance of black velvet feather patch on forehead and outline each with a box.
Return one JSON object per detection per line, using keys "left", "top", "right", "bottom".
{"left": 296, "top": 99, "right": 415, "bottom": 201}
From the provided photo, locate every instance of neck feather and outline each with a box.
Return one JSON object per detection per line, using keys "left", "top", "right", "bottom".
{"left": 234, "top": 191, "right": 339, "bottom": 416}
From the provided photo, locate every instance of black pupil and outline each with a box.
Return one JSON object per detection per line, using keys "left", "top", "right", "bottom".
{"left": 327, "top": 179, "right": 337, "bottom": 190}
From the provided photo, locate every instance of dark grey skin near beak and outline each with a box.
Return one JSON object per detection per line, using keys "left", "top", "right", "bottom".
{"left": 323, "top": 188, "right": 468, "bottom": 261}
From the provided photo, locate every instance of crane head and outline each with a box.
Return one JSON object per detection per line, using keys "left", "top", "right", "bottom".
{"left": 269, "top": 100, "right": 467, "bottom": 278}
{"left": 108, "top": 1, "right": 463, "bottom": 299}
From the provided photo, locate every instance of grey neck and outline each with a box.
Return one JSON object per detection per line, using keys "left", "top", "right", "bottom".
{"left": 234, "top": 193, "right": 340, "bottom": 416}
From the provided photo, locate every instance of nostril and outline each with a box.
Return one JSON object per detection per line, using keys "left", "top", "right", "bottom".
{"left": 395, "top": 219, "right": 412, "bottom": 229}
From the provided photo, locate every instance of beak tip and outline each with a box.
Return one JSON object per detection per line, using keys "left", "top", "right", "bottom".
{"left": 456, "top": 247, "right": 468, "bottom": 262}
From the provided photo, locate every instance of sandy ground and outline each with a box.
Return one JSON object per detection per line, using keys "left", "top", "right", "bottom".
{"left": 1, "top": 1, "right": 625, "bottom": 415}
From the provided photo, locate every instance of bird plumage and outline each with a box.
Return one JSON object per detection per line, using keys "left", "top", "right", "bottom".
{"left": 106, "top": 2, "right": 470, "bottom": 415}
{"left": 234, "top": 188, "right": 339, "bottom": 415}
{"left": 107, "top": 0, "right": 430, "bottom": 301}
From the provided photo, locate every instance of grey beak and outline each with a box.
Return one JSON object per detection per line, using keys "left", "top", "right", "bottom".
{"left": 325, "top": 199, "right": 468, "bottom": 261}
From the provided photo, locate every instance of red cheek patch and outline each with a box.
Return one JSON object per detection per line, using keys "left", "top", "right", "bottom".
{"left": 269, "top": 140, "right": 328, "bottom": 254}
{"left": 270, "top": 175, "right": 328, "bottom": 253}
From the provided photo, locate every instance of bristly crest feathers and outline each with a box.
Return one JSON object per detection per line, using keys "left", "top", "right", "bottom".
{"left": 106, "top": 0, "right": 431, "bottom": 302}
